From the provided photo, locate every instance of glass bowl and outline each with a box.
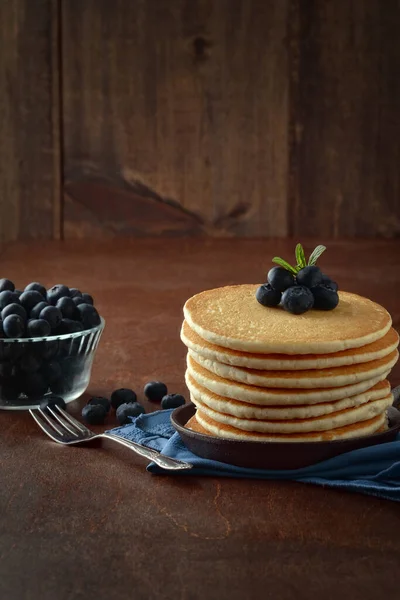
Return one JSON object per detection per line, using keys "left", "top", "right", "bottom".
{"left": 0, "top": 318, "right": 105, "bottom": 410}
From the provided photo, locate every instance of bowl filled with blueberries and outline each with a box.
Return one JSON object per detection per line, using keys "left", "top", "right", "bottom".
{"left": 0, "top": 278, "right": 104, "bottom": 410}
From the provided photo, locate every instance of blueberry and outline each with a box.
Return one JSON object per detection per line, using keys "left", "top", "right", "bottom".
{"left": 60, "top": 356, "right": 84, "bottom": 377}
{"left": 69, "top": 288, "right": 82, "bottom": 299}
{"left": 27, "top": 318, "right": 52, "bottom": 338}
{"left": 0, "top": 342, "right": 25, "bottom": 362}
{"left": 0, "top": 379, "right": 21, "bottom": 401}
{"left": 39, "top": 305, "right": 62, "bottom": 330}
{"left": 81, "top": 293, "right": 94, "bottom": 305}
{"left": 50, "top": 377, "right": 72, "bottom": 396}
{"left": 0, "top": 320, "right": 4, "bottom": 339}
{"left": 72, "top": 297, "right": 85, "bottom": 306}
{"left": 110, "top": 388, "right": 137, "bottom": 409}
{"left": 311, "top": 285, "right": 339, "bottom": 311}
{"left": 1, "top": 303, "right": 27, "bottom": 323}
{"left": 0, "top": 291, "right": 20, "bottom": 310}
{"left": 41, "top": 361, "right": 62, "bottom": 384}
{"left": 55, "top": 318, "right": 84, "bottom": 334}
{"left": 36, "top": 339, "right": 59, "bottom": 360}
{"left": 296, "top": 266, "right": 323, "bottom": 289}
{"left": 0, "top": 279, "right": 15, "bottom": 292}
{"left": 0, "top": 361, "right": 13, "bottom": 378}
{"left": 3, "top": 314, "right": 25, "bottom": 338}
{"left": 40, "top": 395, "right": 66, "bottom": 413}
{"left": 267, "top": 267, "right": 296, "bottom": 292}
{"left": 24, "top": 282, "right": 47, "bottom": 297}
{"left": 56, "top": 296, "right": 79, "bottom": 320}
{"left": 19, "top": 291, "right": 45, "bottom": 312}
{"left": 47, "top": 285, "right": 70, "bottom": 305}
{"left": 22, "top": 372, "right": 48, "bottom": 397}
{"left": 81, "top": 404, "right": 106, "bottom": 425}
{"left": 14, "top": 290, "right": 23, "bottom": 298}
{"left": 161, "top": 394, "right": 185, "bottom": 410}
{"left": 116, "top": 402, "right": 145, "bottom": 425}
{"left": 30, "top": 301, "right": 49, "bottom": 320}
{"left": 144, "top": 381, "right": 168, "bottom": 402}
{"left": 255, "top": 284, "right": 281, "bottom": 307}
{"left": 88, "top": 396, "right": 111, "bottom": 413}
{"left": 77, "top": 304, "right": 101, "bottom": 329}
{"left": 281, "top": 286, "right": 314, "bottom": 315}
{"left": 18, "top": 354, "right": 42, "bottom": 373}
{"left": 321, "top": 274, "right": 338, "bottom": 292}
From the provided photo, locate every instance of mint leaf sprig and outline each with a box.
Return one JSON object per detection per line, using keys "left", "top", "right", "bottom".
{"left": 272, "top": 244, "right": 326, "bottom": 274}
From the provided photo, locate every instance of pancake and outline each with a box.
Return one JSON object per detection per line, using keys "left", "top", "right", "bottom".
{"left": 184, "top": 286, "right": 392, "bottom": 354}
{"left": 181, "top": 321, "right": 399, "bottom": 370}
{"left": 185, "top": 372, "right": 391, "bottom": 419}
{"left": 194, "top": 409, "right": 387, "bottom": 442}
{"left": 187, "top": 354, "right": 391, "bottom": 405}
{"left": 191, "top": 393, "right": 392, "bottom": 433}
{"left": 189, "top": 349, "right": 399, "bottom": 389}
{"left": 186, "top": 414, "right": 388, "bottom": 437}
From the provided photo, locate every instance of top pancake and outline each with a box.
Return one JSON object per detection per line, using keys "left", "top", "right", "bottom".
{"left": 181, "top": 321, "right": 399, "bottom": 370}
{"left": 184, "top": 286, "right": 392, "bottom": 354}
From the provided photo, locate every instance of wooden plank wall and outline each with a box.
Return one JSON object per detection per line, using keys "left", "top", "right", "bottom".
{"left": 0, "top": 0, "right": 61, "bottom": 242}
{"left": 290, "top": 0, "right": 400, "bottom": 238}
{"left": 62, "top": 0, "right": 289, "bottom": 238}
{"left": 0, "top": 0, "right": 399, "bottom": 240}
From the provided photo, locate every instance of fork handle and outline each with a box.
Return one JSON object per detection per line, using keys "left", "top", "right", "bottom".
{"left": 101, "top": 433, "right": 193, "bottom": 470}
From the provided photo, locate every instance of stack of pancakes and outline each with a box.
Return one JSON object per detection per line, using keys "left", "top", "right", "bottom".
{"left": 181, "top": 285, "right": 399, "bottom": 442}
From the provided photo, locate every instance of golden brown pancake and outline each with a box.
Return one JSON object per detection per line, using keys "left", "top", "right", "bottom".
{"left": 187, "top": 353, "right": 391, "bottom": 405}
{"left": 189, "top": 349, "right": 398, "bottom": 389}
{"left": 181, "top": 320, "right": 399, "bottom": 370}
{"left": 194, "top": 409, "right": 386, "bottom": 442}
{"left": 184, "top": 286, "right": 392, "bottom": 354}
{"left": 191, "top": 393, "right": 393, "bottom": 433}
{"left": 185, "top": 371, "right": 391, "bottom": 419}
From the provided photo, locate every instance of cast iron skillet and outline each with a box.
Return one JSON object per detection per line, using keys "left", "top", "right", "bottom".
{"left": 171, "top": 386, "right": 400, "bottom": 470}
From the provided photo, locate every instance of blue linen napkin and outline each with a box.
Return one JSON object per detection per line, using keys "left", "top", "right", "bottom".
{"left": 108, "top": 409, "right": 400, "bottom": 502}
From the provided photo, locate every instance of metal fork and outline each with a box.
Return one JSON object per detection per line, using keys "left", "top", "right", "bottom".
{"left": 29, "top": 405, "right": 193, "bottom": 471}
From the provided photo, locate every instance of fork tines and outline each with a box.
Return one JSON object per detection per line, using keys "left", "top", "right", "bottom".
{"left": 29, "top": 404, "right": 91, "bottom": 442}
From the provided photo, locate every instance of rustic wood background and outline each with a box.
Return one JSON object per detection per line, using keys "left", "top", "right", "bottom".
{"left": 0, "top": 0, "right": 399, "bottom": 241}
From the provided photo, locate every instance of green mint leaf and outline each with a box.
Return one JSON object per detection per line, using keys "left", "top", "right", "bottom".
{"left": 308, "top": 245, "right": 327, "bottom": 266}
{"left": 295, "top": 243, "right": 307, "bottom": 268}
{"left": 272, "top": 257, "right": 298, "bottom": 275}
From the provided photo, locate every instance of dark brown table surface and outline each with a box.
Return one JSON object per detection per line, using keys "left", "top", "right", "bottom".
{"left": 1, "top": 239, "right": 399, "bottom": 600}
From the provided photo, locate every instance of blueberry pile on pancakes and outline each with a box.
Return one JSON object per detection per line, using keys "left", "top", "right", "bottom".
{"left": 256, "top": 244, "right": 339, "bottom": 314}
{"left": 180, "top": 267, "right": 399, "bottom": 442}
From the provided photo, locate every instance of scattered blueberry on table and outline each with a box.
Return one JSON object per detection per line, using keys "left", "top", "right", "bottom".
{"left": 116, "top": 402, "right": 146, "bottom": 425}
{"left": 256, "top": 244, "right": 339, "bottom": 315}
{"left": 144, "top": 381, "right": 168, "bottom": 402}
{"left": 40, "top": 395, "right": 66, "bottom": 413}
{"left": 111, "top": 388, "right": 137, "bottom": 409}
{"left": 82, "top": 403, "right": 107, "bottom": 425}
{"left": 88, "top": 396, "right": 111, "bottom": 413}
{"left": 81, "top": 384, "right": 186, "bottom": 427}
{"left": 161, "top": 394, "right": 186, "bottom": 410}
